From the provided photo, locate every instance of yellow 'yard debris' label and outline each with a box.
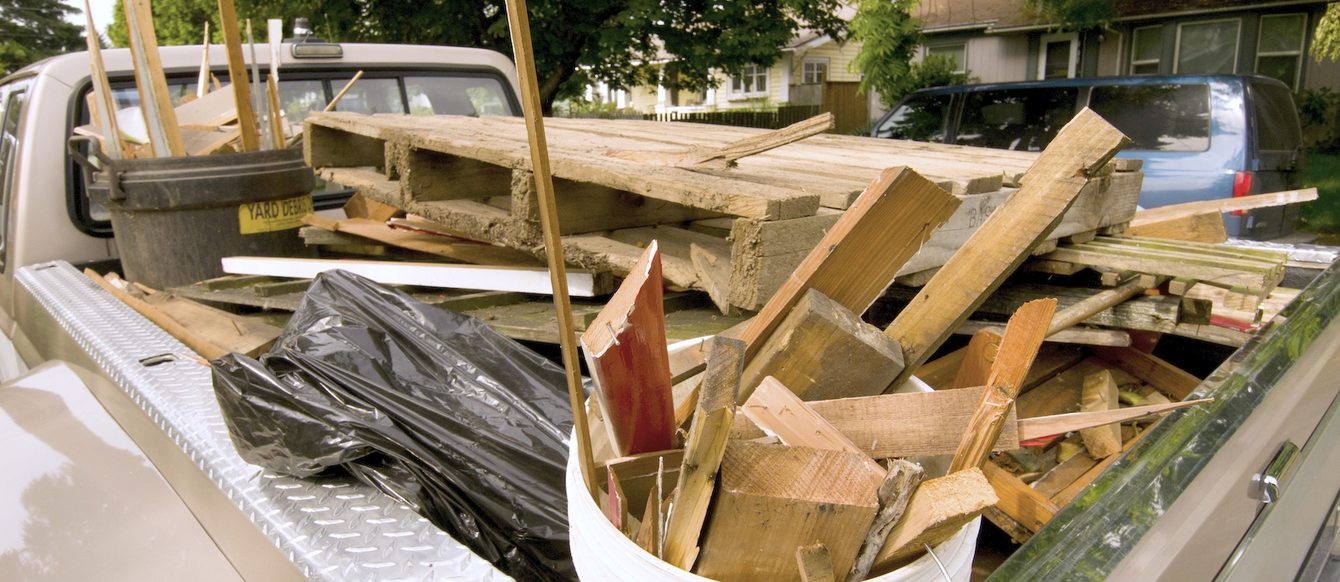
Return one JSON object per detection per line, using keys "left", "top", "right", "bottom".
{"left": 238, "top": 195, "right": 313, "bottom": 234}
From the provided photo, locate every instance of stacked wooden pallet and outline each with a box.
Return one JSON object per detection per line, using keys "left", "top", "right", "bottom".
{"left": 303, "top": 112, "right": 1143, "bottom": 312}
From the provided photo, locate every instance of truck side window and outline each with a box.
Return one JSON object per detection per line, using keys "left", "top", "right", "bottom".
{"left": 956, "top": 88, "right": 1078, "bottom": 151}
{"left": 873, "top": 93, "right": 950, "bottom": 142}
{"left": 1088, "top": 84, "right": 1211, "bottom": 151}
{"left": 0, "top": 85, "right": 28, "bottom": 272}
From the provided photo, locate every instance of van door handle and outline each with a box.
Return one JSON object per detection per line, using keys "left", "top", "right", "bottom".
{"left": 1256, "top": 441, "right": 1299, "bottom": 503}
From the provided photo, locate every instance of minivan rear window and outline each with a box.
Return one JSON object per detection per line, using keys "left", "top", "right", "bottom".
{"left": 954, "top": 87, "right": 1078, "bottom": 151}
{"left": 873, "top": 93, "right": 950, "bottom": 142}
{"left": 1250, "top": 82, "right": 1302, "bottom": 152}
{"left": 1088, "top": 84, "right": 1211, "bottom": 151}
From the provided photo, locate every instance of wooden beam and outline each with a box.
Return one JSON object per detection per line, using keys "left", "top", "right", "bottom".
{"left": 949, "top": 298, "right": 1057, "bottom": 473}
{"left": 870, "top": 467, "right": 997, "bottom": 572}
{"left": 1079, "top": 370, "right": 1123, "bottom": 458}
{"left": 123, "top": 0, "right": 185, "bottom": 157}
{"left": 795, "top": 543, "right": 836, "bottom": 582}
{"left": 81, "top": 0, "right": 122, "bottom": 158}
{"left": 731, "top": 385, "right": 1021, "bottom": 458}
{"left": 735, "top": 166, "right": 960, "bottom": 365}
{"left": 581, "top": 242, "right": 675, "bottom": 456}
{"left": 662, "top": 337, "right": 744, "bottom": 570}
{"left": 216, "top": 0, "right": 260, "bottom": 151}
{"left": 740, "top": 288, "right": 904, "bottom": 402}
{"left": 1129, "top": 188, "right": 1318, "bottom": 227}
{"left": 220, "top": 256, "right": 599, "bottom": 295}
{"left": 1016, "top": 398, "right": 1213, "bottom": 441}
{"left": 885, "top": 109, "right": 1129, "bottom": 386}
{"left": 847, "top": 460, "right": 924, "bottom": 582}
{"left": 1091, "top": 346, "right": 1201, "bottom": 400}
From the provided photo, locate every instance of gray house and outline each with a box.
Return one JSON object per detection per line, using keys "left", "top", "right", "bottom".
{"left": 913, "top": 0, "right": 1339, "bottom": 91}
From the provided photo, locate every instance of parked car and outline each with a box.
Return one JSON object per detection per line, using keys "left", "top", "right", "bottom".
{"left": 870, "top": 75, "right": 1305, "bottom": 240}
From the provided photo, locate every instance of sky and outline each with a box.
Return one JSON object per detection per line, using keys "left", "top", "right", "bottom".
{"left": 62, "top": 0, "right": 119, "bottom": 37}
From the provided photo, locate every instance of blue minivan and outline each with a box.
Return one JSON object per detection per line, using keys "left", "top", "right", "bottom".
{"left": 870, "top": 75, "right": 1304, "bottom": 239}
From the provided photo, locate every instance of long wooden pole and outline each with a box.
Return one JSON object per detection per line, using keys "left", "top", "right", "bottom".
{"left": 503, "top": 0, "right": 596, "bottom": 499}
{"left": 81, "top": 0, "right": 121, "bottom": 158}
{"left": 216, "top": 0, "right": 259, "bottom": 151}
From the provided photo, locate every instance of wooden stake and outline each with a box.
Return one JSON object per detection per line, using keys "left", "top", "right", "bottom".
{"left": 504, "top": 0, "right": 596, "bottom": 498}
{"left": 123, "top": 0, "right": 185, "bottom": 157}
{"left": 949, "top": 298, "right": 1057, "bottom": 473}
{"left": 1016, "top": 398, "right": 1212, "bottom": 441}
{"left": 196, "top": 21, "right": 211, "bottom": 99}
{"left": 324, "top": 70, "right": 365, "bottom": 112}
{"left": 81, "top": 0, "right": 122, "bottom": 159}
{"left": 245, "top": 20, "right": 271, "bottom": 149}
{"left": 217, "top": 0, "right": 260, "bottom": 151}
{"left": 265, "top": 19, "right": 285, "bottom": 149}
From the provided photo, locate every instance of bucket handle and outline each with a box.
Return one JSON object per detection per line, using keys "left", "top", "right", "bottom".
{"left": 67, "top": 136, "right": 124, "bottom": 201}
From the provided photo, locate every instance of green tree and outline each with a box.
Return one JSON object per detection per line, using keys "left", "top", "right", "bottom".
{"left": 1023, "top": 0, "right": 1116, "bottom": 32}
{"left": 0, "top": 0, "right": 84, "bottom": 75}
{"left": 851, "top": 0, "right": 971, "bottom": 109}
{"left": 1313, "top": 3, "right": 1340, "bottom": 63}
{"left": 110, "top": 0, "right": 848, "bottom": 112}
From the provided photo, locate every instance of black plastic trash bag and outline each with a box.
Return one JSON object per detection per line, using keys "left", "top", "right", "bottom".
{"left": 211, "top": 270, "right": 574, "bottom": 580}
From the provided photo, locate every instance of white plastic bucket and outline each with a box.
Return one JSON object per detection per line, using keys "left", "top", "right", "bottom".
{"left": 565, "top": 435, "right": 979, "bottom": 581}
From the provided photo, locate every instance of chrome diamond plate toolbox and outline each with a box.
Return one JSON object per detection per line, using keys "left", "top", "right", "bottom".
{"left": 17, "top": 262, "right": 511, "bottom": 581}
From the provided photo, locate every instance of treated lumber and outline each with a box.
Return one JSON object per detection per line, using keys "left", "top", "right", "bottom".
{"left": 85, "top": 269, "right": 229, "bottom": 360}
{"left": 581, "top": 242, "right": 675, "bottom": 456}
{"left": 1129, "top": 188, "right": 1318, "bottom": 227}
{"left": 1016, "top": 398, "right": 1213, "bottom": 441}
{"left": 730, "top": 386, "right": 1021, "bottom": 458}
{"left": 741, "top": 377, "right": 881, "bottom": 473}
{"left": 735, "top": 166, "right": 960, "bottom": 363}
{"left": 981, "top": 461, "right": 1059, "bottom": 534}
{"left": 870, "top": 468, "right": 997, "bottom": 572}
{"left": 885, "top": 109, "right": 1129, "bottom": 387}
{"left": 740, "top": 289, "right": 904, "bottom": 402}
{"left": 662, "top": 337, "right": 744, "bottom": 570}
{"left": 220, "top": 256, "right": 599, "bottom": 295}
{"left": 695, "top": 441, "right": 884, "bottom": 581}
{"left": 216, "top": 0, "right": 260, "bottom": 152}
{"left": 123, "top": 0, "right": 184, "bottom": 157}
{"left": 949, "top": 298, "right": 1057, "bottom": 473}
{"left": 847, "top": 460, "right": 924, "bottom": 582}
{"left": 1091, "top": 346, "right": 1201, "bottom": 400}
{"left": 796, "top": 543, "right": 835, "bottom": 582}
{"left": 300, "top": 216, "right": 541, "bottom": 266}
{"left": 81, "top": 0, "right": 121, "bottom": 158}
{"left": 1079, "top": 370, "right": 1123, "bottom": 458}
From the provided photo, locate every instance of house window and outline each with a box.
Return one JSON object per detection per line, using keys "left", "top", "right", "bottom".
{"left": 926, "top": 44, "right": 967, "bottom": 73}
{"left": 802, "top": 59, "right": 828, "bottom": 84}
{"left": 1039, "top": 33, "right": 1078, "bottom": 79}
{"left": 731, "top": 64, "right": 768, "bottom": 95}
{"left": 1176, "top": 19, "right": 1240, "bottom": 74}
{"left": 1257, "top": 14, "right": 1306, "bottom": 89}
{"left": 1130, "top": 26, "right": 1161, "bottom": 74}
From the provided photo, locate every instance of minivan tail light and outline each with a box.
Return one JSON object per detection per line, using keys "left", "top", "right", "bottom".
{"left": 1232, "top": 171, "right": 1254, "bottom": 216}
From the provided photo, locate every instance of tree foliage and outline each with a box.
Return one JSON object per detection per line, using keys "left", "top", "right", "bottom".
{"left": 0, "top": 0, "right": 84, "bottom": 76}
{"left": 1313, "top": 3, "right": 1340, "bottom": 63}
{"left": 109, "top": 0, "right": 849, "bottom": 111}
{"left": 1023, "top": 0, "right": 1116, "bottom": 31}
{"left": 851, "top": 0, "right": 970, "bottom": 109}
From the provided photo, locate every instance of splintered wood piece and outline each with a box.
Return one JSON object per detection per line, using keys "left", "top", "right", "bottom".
{"left": 1129, "top": 188, "right": 1318, "bottom": 227}
{"left": 606, "top": 466, "right": 627, "bottom": 532}
{"left": 949, "top": 298, "right": 1058, "bottom": 473}
{"left": 736, "top": 166, "right": 960, "bottom": 364}
{"left": 124, "top": 0, "right": 185, "bottom": 157}
{"left": 871, "top": 468, "right": 997, "bottom": 572}
{"left": 690, "top": 242, "right": 734, "bottom": 315}
{"left": 951, "top": 329, "right": 1001, "bottom": 389}
{"left": 1091, "top": 346, "right": 1201, "bottom": 400}
{"left": 1079, "top": 370, "right": 1123, "bottom": 458}
{"left": 740, "top": 288, "right": 904, "bottom": 402}
{"left": 731, "top": 386, "right": 1021, "bottom": 458}
{"left": 129, "top": 280, "right": 280, "bottom": 357}
{"left": 662, "top": 337, "right": 744, "bottom": 570}
{"left": 1048, "top": 275, "right": 1168, "bottom": 335}
{"left": 886, "top": 109, "right": 1130, "bottom": 386}
{"left": 686, "top": 113, "right": 835, "bottom": 168}
{"left": 81, "top": 0, "right": 122, "bottom": 158}
{"left": 796, "top": 543, "right": 836, "bottom": 582}
{"left": 741, "top": 377, "right": 881, "bottom": 473}
{"left": 1016, "top": 398, "right": 1212, "bottom": 440}
{"left": 343, "top": 192, "right": 403, "bottom": 221}
{"left": 581, "top": 242, "right": 675, "bottom": 456}
{"left": 85, "top": 269, "right": 229, "bottom": 360}
{"left": 695, "top": 441, "right": 884, "bottom": 581}
{"left": 981, "top": 461, "right": 1059, "bottom": 533}
{"left": 216, "top": 0, "right": 260, "bottom": 151}
{"left": 847, "top": 460, "right": 924, "bottom": 582}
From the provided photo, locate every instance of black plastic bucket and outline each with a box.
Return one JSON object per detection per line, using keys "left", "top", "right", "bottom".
{"left": 71, "top": 137, "right": 316, "bottom": 289}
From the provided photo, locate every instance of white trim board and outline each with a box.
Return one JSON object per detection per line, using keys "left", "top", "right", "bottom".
{"left": 221, "top": 256, "right": 598, "bottom": 296}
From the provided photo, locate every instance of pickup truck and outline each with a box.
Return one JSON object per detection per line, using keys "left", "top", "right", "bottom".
{"left": 2, "top": 42, "right": 1339, "bottom": 581}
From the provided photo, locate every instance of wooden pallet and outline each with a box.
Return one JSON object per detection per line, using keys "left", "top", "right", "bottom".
{"left": 305, "top": 113, "right": 1142, "bottom": 310}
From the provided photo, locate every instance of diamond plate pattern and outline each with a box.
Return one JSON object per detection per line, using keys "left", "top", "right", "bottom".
{"left": 18, "top": 262, "right": 511, "bottom": 582}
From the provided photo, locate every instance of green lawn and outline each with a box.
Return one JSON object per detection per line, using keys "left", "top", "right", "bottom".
{"left": 1303, "top": 150, "right": 1340, "bottom": 235}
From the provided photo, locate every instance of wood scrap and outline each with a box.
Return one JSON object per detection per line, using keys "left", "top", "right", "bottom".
{"left": 740, "top": 288, "right": 904, "bottom": 402}
{"left": 957, "top": 321, "right": 1132, "bottom": 347}
{"left": 216, "top": 0, "right": 260, "bottom": 151}
{"left": 886, "top": 109, "right": 1130, "bottom": 387}
{"left": 124, "top": 279, "right": 280, "bottom": 357}
{"left": 949, "top": 298, "right": 1057, "bottom": 473}
{"left": 1129, "top": 188, "right": 1318, "bottom": 228}
{"left": 343, "top": 192, "right": 403, "bottom": 221}
{"left": 951, "top": 329, "right": 1000, "bottom": 389}
{"left": 740, "top": 376, "right": 881, "bottom": 472}
{"left": 1016, "top": 398, "right": 1212, "bottom": 441}
{"left": 175, "top": 82, "right": 241, "bottom": 129}
{"left": 1079, "top": 370, "right": 1123, "bottom": 458}
{"left": 196, "top": 22, "right": 211, "bottom": 99}
{"left": 1091, "top": 346, "right": 1200, "bottom": 400}
{"left": 870, "top": 467, "right": 997, "bottom": 572}
{"left": 1036, "top": 236, "right": 1287, "bottom": 296}
{"left": 796, "top": 543, "right": 835, "bottom": 582}
{"left": 662, "top": 336, "right": 743, "bottom": 570}
{"left": 981, "top": 461, "right": 1059, "bottom": 534}
{"left": 123, "top": 0, "right": 185, "bottom": 157}
{"left": 85, "top": 269, "right": 229, "bottom": 360}
{"left": 684, "top": 113, "right": 834, "bottom": 169}
{"left": 1127, "top": 212, "right": 1228, "bottom": 243}
{"left": 1048, "top": 275, "right": 1169, "bottom": 334}
{"left": 847, "top": 460, "right": 924, "bottom": 582}
{"left": 301, "top": 215, "right": 541, "bottom": 266}
{"left": 81, "top": 0, "right": 122, "bottom": 158}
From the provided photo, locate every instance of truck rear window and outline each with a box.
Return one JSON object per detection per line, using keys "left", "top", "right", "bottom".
{"left": 1088, "top": 84, "right": 1211, "bottom": 151}
{"left": 873, "top": 93, "right": 950, "bottom": 142}
{"left": 1250, "top": 82, "right": 1302, "bottom": 152}
{"left": 954, "top": 87, "right": 1078, "bottom": 151}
